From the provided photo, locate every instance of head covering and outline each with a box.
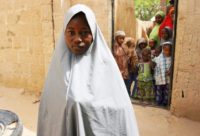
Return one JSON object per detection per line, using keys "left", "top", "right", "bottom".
{"left": 161, "top": 41, "right": 173, "bottom": 46}
{"left": 155, "top": 10, "right": 165, "bottom": 18}
{"left": 149, "top": 11, "right": 165, "bottom": 47}
{"left": 37, "top": 4, "right": 139, "bottom": 136}
{"left": 114, "top": 30, "right": 126, "bottom": 38}
{"left": 137, "top": 37, "right": 147, "bottom": 47}
{"left": 159, "top": 7, "right": 174, "bottom": 38}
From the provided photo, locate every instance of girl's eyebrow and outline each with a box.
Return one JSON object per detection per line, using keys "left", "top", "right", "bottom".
{"left": 81, "top": 27, "right": 90, "bottom": 30}
{"left": 66, "top": 27, "right": 74, "bottom": 30}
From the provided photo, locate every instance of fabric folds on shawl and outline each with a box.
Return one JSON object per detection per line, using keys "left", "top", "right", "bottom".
{"left": 37, "top": 4, "right": 139, "bottom": 136}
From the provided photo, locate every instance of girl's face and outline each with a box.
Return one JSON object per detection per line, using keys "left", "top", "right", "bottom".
{"left": 116, "top": 36, "right": 125, "bottom": 45}
{"left": 163, "top": 45, "right": 171, "bottom": 57}
{"left": 139, "top": 43, "right": 147, "bottom": 49}
{"left": 161, "top": 29, "right": 169, "bottom": 40}
{"left": 155, "top": 14, "right": 163, "bottom": 24}
{"left": 149, "top": 40, "right": 156, "bottom": 49}
{"left": 65, "top": 13, "right": 93, "bottom": 55}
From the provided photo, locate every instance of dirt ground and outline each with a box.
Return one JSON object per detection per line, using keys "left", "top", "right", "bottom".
{"left": 1, "top": 86, "right": 200, "bottom": 136}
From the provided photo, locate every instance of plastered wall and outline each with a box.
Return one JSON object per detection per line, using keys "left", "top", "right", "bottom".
{"left": 114, "top": 0, "right": 136, "bottom": 39}
{"left": 0, "top": 0, "right": 54, "bottom": 94}
{"left": 0, "top": 0, "right": 136, "bottom": 94}
{"left": 171, "top": 0, "right": 200, "bottom": 121}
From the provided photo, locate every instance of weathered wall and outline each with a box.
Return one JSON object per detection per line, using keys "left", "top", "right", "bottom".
{"left": 171, "top": 0, "right": 200, "bottom": 121}
{"left": 114, "top": 0, "right": 136, "bottom": 39}
{"left": 0, "top": 0, "right": 54, "bottom": 94}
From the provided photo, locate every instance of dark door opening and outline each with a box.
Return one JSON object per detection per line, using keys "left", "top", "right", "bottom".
{"left": 115, "top": 0, "right": 178, "bottom": 109}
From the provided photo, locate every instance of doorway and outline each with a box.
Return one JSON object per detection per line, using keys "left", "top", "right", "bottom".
{"left": 129, "top": 0, "right": 178, "bottom": 109}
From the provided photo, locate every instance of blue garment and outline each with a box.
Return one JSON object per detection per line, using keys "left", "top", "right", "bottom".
{"left": 155, "top": 84, "right": 169, "bottom": 106}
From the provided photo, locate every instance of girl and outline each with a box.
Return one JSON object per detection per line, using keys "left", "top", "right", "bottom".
{"left": 37, "top": 4, "right": 139, "bottom": 136}
{"left": 136, "top": 48, "right": 155, "bottom": 104}
{"left": 160, "top": 26, "right": 173, "bottom": 45}
{"left": 136, "top": 38, "right": 148, "bottom": 62}
{"left": 159, "top": 7, "right": 175, "bottom": 38}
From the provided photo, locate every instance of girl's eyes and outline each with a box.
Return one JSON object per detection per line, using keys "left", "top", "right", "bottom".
{"left": 66, "top": 30, "right": 90, "bottom": 37}
{"left": 80, "top": 31, "right": 90, "bottom": 36}
{"left": 66, "top": 30, "right": 75, "bottom": 36}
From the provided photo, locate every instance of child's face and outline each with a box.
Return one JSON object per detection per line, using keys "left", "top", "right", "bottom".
{"left": 139, "top": 43, "right": 147, "bottom": 49}
{"left": 161, "top": 29, "right": 169, "bottom": 40}
{"left": 127, "top": 41, "right": 135, "bottom": 48}
{"left": 163, "top": 45, "right": 171, "bottom": 57}
{"left": 149, "top": 40, "right": 156, "bottom": 49}
{"left": 155, "top": 46, "right": 162, "bottom": 57}
{"left": 65, "top": 13, "right": 93, "bottom": 55}
{"left": 155, "top": 15, "right": 163, "bottom": 24}
{"left": 116, "top": 36, "right": 125, "bottom": 45}
{"left": 142, "top": 50, "right": 150, "bottom": 62}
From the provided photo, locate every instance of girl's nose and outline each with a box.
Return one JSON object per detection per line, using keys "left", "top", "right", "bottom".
{"left": 74, "top": 35, "right": 82, "bottom": 43}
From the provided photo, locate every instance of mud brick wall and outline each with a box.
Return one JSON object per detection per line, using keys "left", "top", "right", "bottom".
{"left": 171, "top": 0, "right": 200, "bottom": 121}
{"left": 114, "top": 0, "right": 136, "bottom": 39}
{"left": 0, "top": 0, "right": 54, "bottom": 94}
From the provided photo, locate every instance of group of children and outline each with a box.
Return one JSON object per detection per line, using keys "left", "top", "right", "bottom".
{"left": 113, "top": 2, "right": 175, "bottom": 106}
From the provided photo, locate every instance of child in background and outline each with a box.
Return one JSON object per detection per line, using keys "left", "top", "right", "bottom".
{"left": 155, "top": 45, "right": 162, "bottom": 57}
{"left": 148, "top": 38, "right": 157, "bottom": 59}
{"left": 159, "top": 7, "right": 175, "bottom": 38}
{"left": 123, "top": 37, "right": 138, "bottom": 97}
{"left": 149, "top": 11, "right": 165, "bottom": 47}
{"left": 136, "top": 48, "right": 155, "bottom": 104}
{"left": 153, "top": 41, "right": 172, "bottom": 106}
{"left": 160, "top": 26, "right": 173, "bottom": 45}
{"left": 113, "top": 31, "right": 132, "bottom": 96}
{"left": 133, "top": 38, "right": 148, "bottom": 98}
{"left": 136, "top": 38, "right": 148, "bottom": 62}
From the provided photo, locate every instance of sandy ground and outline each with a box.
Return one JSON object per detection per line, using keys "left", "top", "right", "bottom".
{"left": 1, "top": 86, "right": 200, "bottom": 136}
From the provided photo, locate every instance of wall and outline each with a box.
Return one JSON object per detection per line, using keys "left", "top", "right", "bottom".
{"left": 0, "top": 0, "right": 118, "bottom": 93}
{"left": 0, "top": 0, "right": 54, "bottom": 94}
{"left": 171, "top": 0, "right": 200, "bottom": 121}
{"left": 114, "top": 0, "right": 136, "bottom": 39}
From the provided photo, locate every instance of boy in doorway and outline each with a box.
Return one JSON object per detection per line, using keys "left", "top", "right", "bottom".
{"left": 153, "top": 41, "right": 172, "bottom": 106}
{"left": 113, "top": 31, "right": 131, "bottom": 96}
